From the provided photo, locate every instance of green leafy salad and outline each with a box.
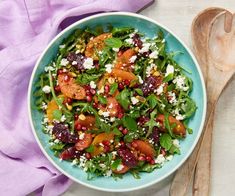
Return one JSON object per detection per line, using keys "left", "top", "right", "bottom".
{"left": 34, "top": 25, "right": 197, "bottom": 180}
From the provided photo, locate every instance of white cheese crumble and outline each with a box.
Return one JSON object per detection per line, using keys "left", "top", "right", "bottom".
{"left": 116, "top": 164, "right": 124, "bottom": 171}
{"left": 60, "top": 58, "right": 69, "bottom": 66}
{"left": 149, "top": 50, "right": 159, "bottom": 59}
{"left": 125, "top": 38, "right": 134, "bottom": 45}
{"left": 59, "top": 44, "right": 65, "bottom": 49}
{"left": 41, "top": 102, "right": 48, "bottom": 110}
{"left": 99, "top": 163, "right": 106, "bottom": 168}
{"left": 155, "top": 154, "right": 166, "bottom": 165}
{"left": 173, "top": 75, "right": 189, "bottom": 91}
{"left": 105, "top": 170, "right": 112, "bottom": 177}
{"left": 102, "top": 111, "right": 110, "bottom": 118}
{"left": 44, "top": 66, "right": 55, "bottom": 72}
{"left": 139, "top": 43, "right": 151, "bottom": 53}
{"left": 173, "top": 139, "right": 180, "bottom": 148}
{"left": 172, "top": 108, "right": 185, "bottom": 121}
{"left": 165, "top": 64, "right": 174, "bottom": 76}
{"left": 166, "top": 155, "right": 173, "bottom": 161}
{"left": 112, "top": 48, "right": 119, "bottom": 52}
{"left": 42, "top": 85, "right": 51, "bottom": 94}
{"left": 131, "top": 97, "right": 139, "bottom": 105}
{"left": 168, "top": 91, "right": 177, "bottom": 105}
{"left": 72, "top": 61, "right": 77, "bottom": 65}
{"left": 129, "top": 55, "right": 137, "bottom": 63}
{"left": 105, "top": 64, "right": 113, "bottom": 73}
{"left": 90, "top": 81, "right": 96, "bottom": 89}
{"left": 138, "top": 75, "right": 144, "bottom": 84}
{"left": 146, "top": 63, "right": 157, "bottom": 77}
{"left": 71, "top": 159, "right": 78, "bottom": 166}
{"left": 79, "top": 132, "right": 85, "bottom": 140}
{"left": 60, "top": 115, "right": 66, "bottom": 122}
{"left": 110, "top": 117, "right": 116, "bottom": 122}
{"left": 83, "top": 58, "right": 94, "bottom": 69}
{"left": 156, "top": 84, "right": 165, "bottom": 95}
{"left": 97, "top": 86, "right": 104, "bottom": 94}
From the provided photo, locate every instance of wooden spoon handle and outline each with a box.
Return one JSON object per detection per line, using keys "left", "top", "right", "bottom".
{"left": 193, "top": 110, "right": 215, "bottom": 196}
{"left": 170, "top": 103, "right": 216, "bottom": 196}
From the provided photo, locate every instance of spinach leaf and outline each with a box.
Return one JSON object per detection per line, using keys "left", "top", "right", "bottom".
{"left": 116, "top": 88, "right": 130, "bottom": 110}
{"left": 122, "top": 116, "right": 137, "bottom": 131}
{"left": 135, "top": 88, "right": 143, "bottom": 96}
{"left": 76, "top": 73, "right": 102, "bottom": 85}
{"left": 147, "top": 94, "right": 158, "bottom": 109}
{"left": 105, "top": 37, "right": 123, "bottom": 48}
{"left": 52, "top": 109, "right": 62, "bottom": 121}
{"left": 111, "top": 159, "right": 122, "bottom": 170}
{"left": 97, "top": 95, "right": 107, "bottom": 105}
{"left": 86, "top": 145, "right": 95, "bottom": 153}
{"left": 159, "top": 133, "right": 172, "bottom": 150}
{"left": 109, "top": 83, "right": 118, "bottom": 95}
{"left": 50, "top": 143, "right": 65, "bottom": 151}
{"left": 145, "top": 110, "right": 159, "bottom": 137}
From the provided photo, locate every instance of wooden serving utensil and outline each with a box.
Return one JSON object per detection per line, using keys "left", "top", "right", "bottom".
{"left": 170, "top": 8, "right": 235, "bottom": 196}
{"left": 193, "top": 10, "right": 235, "bottom": 196}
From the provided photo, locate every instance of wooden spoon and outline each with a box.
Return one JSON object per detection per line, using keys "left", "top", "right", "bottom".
{"left": 193, "top": 11, "right": 235, "bottom": 196}
{"left": 170, "top": 8, "right": 235, "bottom": 196}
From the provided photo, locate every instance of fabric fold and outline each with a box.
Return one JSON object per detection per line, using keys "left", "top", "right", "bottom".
{"left": 0, "top": 0, "right": 153, "bottom": 195}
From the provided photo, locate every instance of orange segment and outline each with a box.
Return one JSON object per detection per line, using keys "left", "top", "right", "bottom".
{"left": 75, "top": 115, "right": 96, "bottom": 129}
{"left": 85, "top": 33, "right": 112, "bottom": 60}
{"left": 115, "top": 49, "right": 136, "bottom": 71}
{"left": 58, "top": 74, "right": 86, "bottom": 100}
{"left": 110, "top": 68, "right": 137, "bottom": 81}
{"left": 134, "top": 140, "right": 155, "bottom": 158}
{"left": 46, "top": 99, "right": 59, "bottom": 123}
{"left": 91, "top": 133, "right": 114, "bottom": 157}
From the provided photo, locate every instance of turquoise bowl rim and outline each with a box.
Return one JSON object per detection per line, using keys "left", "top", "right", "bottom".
{"left": 28, "top": 12, "right": 207, "bottom": 192}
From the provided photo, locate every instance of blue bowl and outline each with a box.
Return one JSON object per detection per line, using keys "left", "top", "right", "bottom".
{"left": 28, "top": 12, "right": 206, "bottom": 192}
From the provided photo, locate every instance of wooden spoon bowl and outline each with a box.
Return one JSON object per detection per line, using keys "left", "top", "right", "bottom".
{"left": 170, "top": 8, "right": 235, "bottom": 196}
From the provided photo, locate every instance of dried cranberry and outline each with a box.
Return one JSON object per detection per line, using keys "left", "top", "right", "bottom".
{"left": 67, "top": 52, "right": 85, "bottom": 71}
{"left": 102, "top": 140, "right": 110, "bottom": 146}
{"left": 52, "top": 123, "right": 79, "bottom": 143}
{"left": 60, "top": 147, "right": 82, "bottom": 160}
{"left": 122, "top": 128, "right": 128, "bottom": 135}
{"left": 90, "top": 89, "right": 96, "bottom": 95}
{"left": 74, "top": 114, "right": 79, "bottom": 120}
{"left": 132, "top": 34, "right": 143, "bottom": 48}
{"left": 146, "top": 156, "right": 152, "bottom": 162}
{"left": 141, "top": 76, "right": 162, "bottom": 96}
{"left": 137, "top": 116, "right": 149, "bottom": 126}
{"left": 85, "top": 152, "right": 91, "bottom": 159}
{"left": 104, "top": 85, "right": 110, "bottom": 94}
{"left": 86, "top": 95, "right": 92, "bottom": 102}
{"left": 54, "top": 85, "right": 61, "bottom": 92}
{"left": 104, "top": 145, "right": 110, "bottom": 152}
{"left": 161, "top": 148, "right": 166, "bottom": 156}
{"left": 75, "top": 123, "right": 82, "bottom": 131}
{"left": 57, "top": 69, "right": 63, "bottom": 75}
{"left": 124, "top": 80, "right": 130, "bottom": 86}
{"left": 138, "top": 155, "right": 146, "bottom": 161}
{"left": 117, "top": 148, "right": 137, "bottom": 168}
{"left": 93, "top": 102, "right": 98, "bottom": 108}
{"left": 150, "top": 127, "right": 160, "bottom": 144}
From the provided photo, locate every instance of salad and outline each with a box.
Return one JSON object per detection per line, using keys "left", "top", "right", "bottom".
{"left": 34, "top": 25, "right": 196, "bottom": 179}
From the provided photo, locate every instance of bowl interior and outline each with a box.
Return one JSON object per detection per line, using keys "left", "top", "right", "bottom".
{"left": 29, "top": 12, "right": 206, "bottom": 192}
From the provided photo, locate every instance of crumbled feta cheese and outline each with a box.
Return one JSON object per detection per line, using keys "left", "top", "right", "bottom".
{"left": 59, "top": 44, "right": 65, "bottom": 49}
{"left": 99, "top": 142, "right": 104, "bottom": 147}
{"left": 112, "top": 48, "right": 119, "bottom": 52}
{"left": 42, "top": 85, "right": 51, "bottom": 94}
{"left": 54, "top": 139, "right": 60, "bottom": 143}
{"left": 72, "top": 61, "right": 77, "bottom": 65}
{"left": 125, "top": 38, "right": 133, "bottom": 45}
{"left": 172, "top": 108, "right": 185, "bottom": 121}
{"left": 105, "top": 170, "right": 112, "bottom": 177}
{"left": 129, "top": 55, "right": 137, "bottom": 63}
{"left": 166, "top": 155, "right": 173, "bottom": 161}
{"left": 155, "top": 154, "right": 166, "bottom": 164}
{"left": 173, "top": 139, "right": 180, "bottom": 148}
{"left": 79, "top": 132, "right": 85, "bottom": 140}
{"left": 173, "top": 75, "right": 189, "bottom": 91}
{"left": 165, "top": 64, "right": 174, "bottom": 76}
{"left": 99, "top": 163, "right": 106, "bottom": 168}
{"left": 149, "top": 139, "right": 154, "bottom": 145}
{"left": 41, "top": 102, "right": 48, "bottom": 110}
{"left": 44, "top": 66, "right": 55, "bottom": 72}
{"left": 162, "top": 39, "right": 165, "bottom": 43}
{"left": 156, "top": 84, "right": 164, "bottom": 95}
{"left": 138, "top": 75, "right": 144, "bottom": 84}
{"left": 116, "top": 164, "right": 124, "bottom": 171}
{"left": 97, "top": 86, "right": 104, "bottom": 94}
{"left": 102, "top": 111, "right": 110, "bottom": 117}
{"left": 131, "top": 97, "right": 139, "bottom": 105}
{"left": 168, "top": 91, "right": 177, "bottom": 105}
{"left": 146, "top": 63, "right": 157, "bottom": 77}
{"left": 110, "top": 117, "right": 116, "bottom": 122}
{"left": 60, "top": 115, "right": 66, "bottom": 122}
{"left": 139, "top": 43, "right": 151, "bottom": 53}
{"left": 71, "top": 159, "right": 78, "bottom": 166}
{"left": 83, "top": 58, "right": 94, "bottom": 69}
{"left": 90, "top": 81, "right": 96, "bottom": 89}
{"left": 149, "top": 50, "right": 159, "bottom": 59}
{"left": 60, "top": 58, "right": 69, "bottom": 66}
{"left": 105, "top": 64, "right": 113, "bottom": 73}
